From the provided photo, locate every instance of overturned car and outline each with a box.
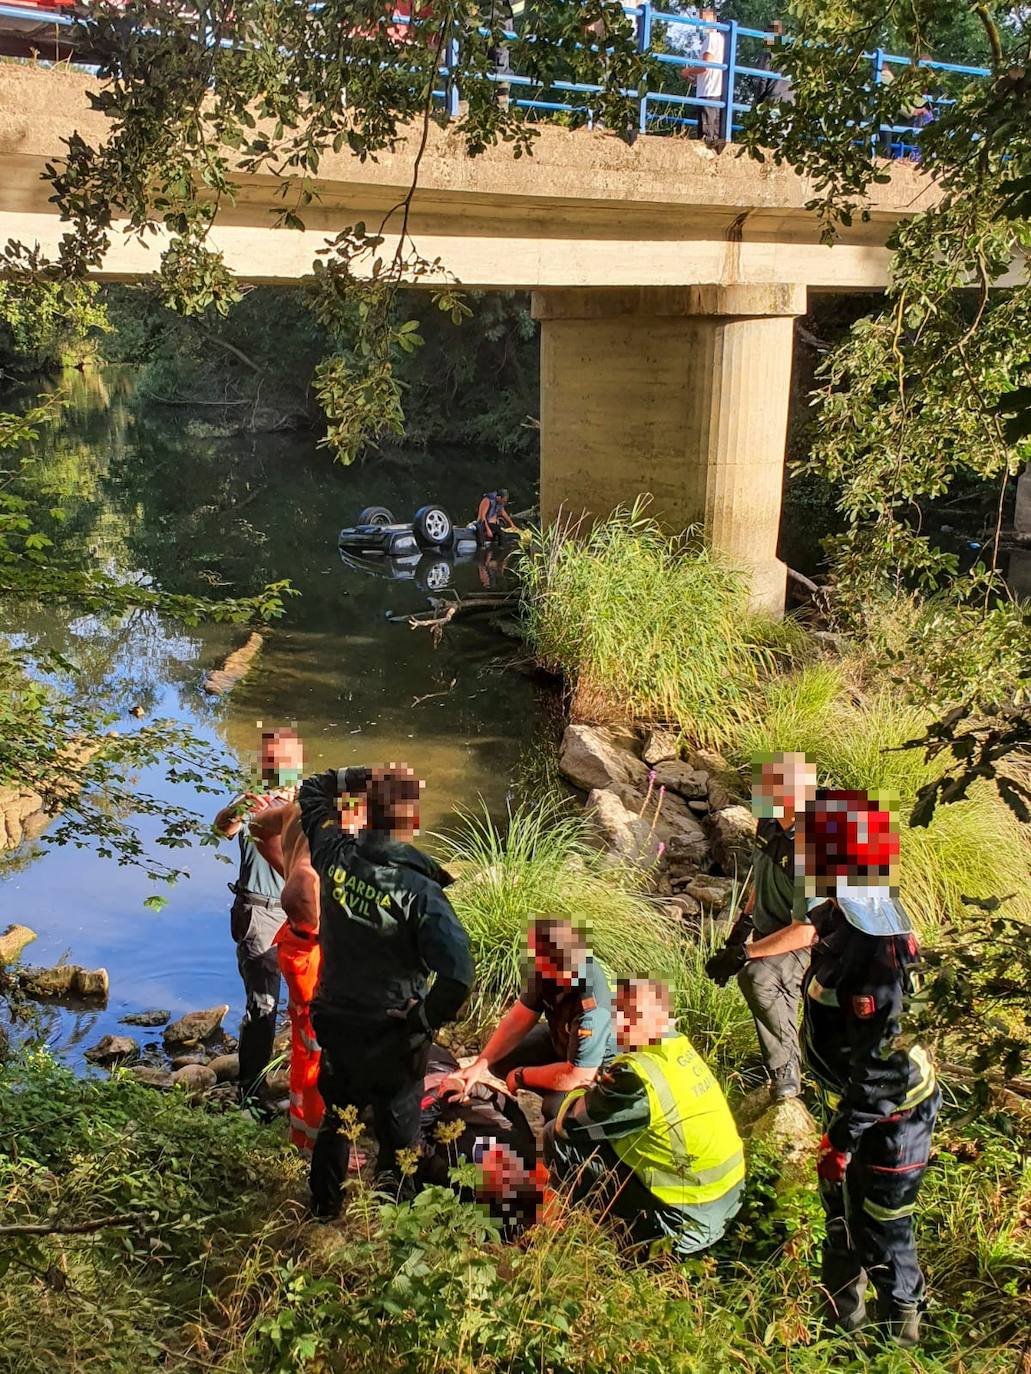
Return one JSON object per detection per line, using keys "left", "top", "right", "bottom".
{"left": 337, "top": 504, "right": 480, "bottom": 559}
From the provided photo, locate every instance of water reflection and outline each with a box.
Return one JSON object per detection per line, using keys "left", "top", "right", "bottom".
{"left": 2, "top": 368, "right": 542, "bottom": 1062}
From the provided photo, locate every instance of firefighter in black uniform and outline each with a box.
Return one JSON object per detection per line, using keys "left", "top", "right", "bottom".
{"left": 799, "top": 789, "right": 940, "bottom": 1348}
{"left": 297, "top": 764, "right": 474, "bottom": 1218}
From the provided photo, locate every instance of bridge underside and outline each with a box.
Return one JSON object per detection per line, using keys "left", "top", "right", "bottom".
{"left": 0, "top": 65, "right": 950, "bottom": 610}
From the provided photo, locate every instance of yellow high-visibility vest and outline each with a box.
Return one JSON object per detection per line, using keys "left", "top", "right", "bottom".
{"left": 609, "top": 1034, "right": 745, "bottom": 1207}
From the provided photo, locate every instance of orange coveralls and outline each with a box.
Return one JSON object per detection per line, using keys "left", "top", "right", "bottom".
{"left": 273, "top": 923, "right": 324, "bottom": 1155}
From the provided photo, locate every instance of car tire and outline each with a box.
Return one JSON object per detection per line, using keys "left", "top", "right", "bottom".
{"left": 357, "top": 505, "right": 395, "bottom": 527}
{"left": 417, "top": 557, "right": 453, "bottom": 592}
{"left": 413, "top": 504, "right": 453, "bottom": 548}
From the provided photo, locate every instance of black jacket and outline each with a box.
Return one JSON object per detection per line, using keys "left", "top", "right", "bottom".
{"left": 802, "top": 900, "right": 936, "bottom": 1153}
{"left": 299, "top": 770, "right": 474, "bottom": 1029}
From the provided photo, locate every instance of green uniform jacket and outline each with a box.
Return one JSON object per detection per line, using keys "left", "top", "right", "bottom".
{"left": 298, "top": 769, "right": 474, "bottom": 1027}
{"left": 557, "top": 1032, "right": 745, "bottom": 1206}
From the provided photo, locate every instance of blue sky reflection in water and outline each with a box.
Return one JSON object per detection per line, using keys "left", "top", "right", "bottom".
{"left": 2, "top": 369, "right": 542, "bottom": 1064}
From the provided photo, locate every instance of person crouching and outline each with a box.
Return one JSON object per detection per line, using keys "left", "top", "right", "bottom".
{"left": 545, "top": 978, "right": 745, "bottom": 1260}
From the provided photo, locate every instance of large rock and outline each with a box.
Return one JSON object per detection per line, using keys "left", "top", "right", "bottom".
{"left": 0, "top": 923, "right": 37, "bottom": 965}
{"left": 171, "top": 1052, "right": 208, "bottom": 1069}
{"left": 207, "top": 1053, "right": 240, "bottom": 1084}
{"left": 16, "top": 964, "right": 109, "bottom": 1001}
{"left": 128, "top": 1065, "right": 175, "bottom": 1090}
{"left": 684, "top": 875, "right": 738, "bottom": 910}
{"left": 586, "top": 786, "right": 709, "bottom": 871}
{"left": 707, "top": 805, "right": 756, "bottom": 877}
{"left": 641, "top": 729, "right": 679, "bottom": 767}
{"left": 683, "top": 748, "right": 743, "bottom": 811}
{"left": 559, "top": 724, "right": 648, "bottom": 794}
{"left": 120, "top": 1009, "right": 171, "bottom": 1028}
{"left": 163, "top": 1005, "right": 230, "bottom": 1047}
{"left": 652, "top": 761, "right": 708, "bottom": 801}
{"left": 85, "top": 1034, "right": 139, "bottom": 1066}
{"left": 739, "top": 1090, "right": 821, "bottom": 1193}
{"left": 171, "top": 1063, "right": 217, "bottom": 1096}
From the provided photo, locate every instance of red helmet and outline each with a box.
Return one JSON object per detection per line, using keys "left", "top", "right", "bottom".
{"left": 804, "top": 789, "right": 900, "bottom": 877}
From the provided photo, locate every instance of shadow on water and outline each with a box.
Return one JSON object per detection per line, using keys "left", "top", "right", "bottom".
{"left": 2, "top": 368, "right": 545, "bottom": 1062}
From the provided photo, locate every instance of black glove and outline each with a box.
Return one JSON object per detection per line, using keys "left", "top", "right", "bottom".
{"left": 705, "top": 943, "right": 748, "bottom": 987}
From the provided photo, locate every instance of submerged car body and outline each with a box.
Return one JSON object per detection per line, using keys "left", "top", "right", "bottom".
{"left": 337, "top": 503, "right": 480, "bottom": 559}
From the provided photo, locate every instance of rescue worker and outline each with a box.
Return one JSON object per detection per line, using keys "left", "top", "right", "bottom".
{"left": 212, "top": 726, "right": 304, "bottom": 1110}
{"left": 705, "top": 752, "right": 818, "bottom": 1101}
{"left": 475, "top": 488, "right": 519, "bottom": 543}
{"left": 546, "top": 978, "right": 745, "bottom": 1259}
{"left": 249, "top": 779, "right": 367, "bottom": 1158}
{"left": 446, "top": 916, "right": 617, "bottom": 1120}
{"left": 297, "top": 763, "right": 474, "bottom": 1218}
{"left": 799, "top": 789, "right": 941, "bottom": 1347}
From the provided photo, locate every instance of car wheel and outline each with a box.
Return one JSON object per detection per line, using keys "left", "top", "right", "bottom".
{"left": 357, "top": 505, "right": 395, "bottom": 527}
{"left": 417, "top": 558, "right": 453, "bottom": 592}
{"left": 413, "top": 504, "right": 453, "bottom": 547}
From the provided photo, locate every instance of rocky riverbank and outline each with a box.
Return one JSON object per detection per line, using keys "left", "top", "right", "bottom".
{"left": 558, "top": 722, "right": 754, "bottom": 934}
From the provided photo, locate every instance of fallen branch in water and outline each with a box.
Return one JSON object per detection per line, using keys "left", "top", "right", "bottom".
{"left": 0, "top": 1213, "right": 137, "bottom": 1238}
{"left": 412, "top": 677, "right": 458, "bottom": 706}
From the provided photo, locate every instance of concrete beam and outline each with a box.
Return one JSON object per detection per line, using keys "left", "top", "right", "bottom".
{"left": 534, "top": 285, "right": 802, "bottom": 614}
{"left": 0, "top": 64, "right": 945, "bottom": 291}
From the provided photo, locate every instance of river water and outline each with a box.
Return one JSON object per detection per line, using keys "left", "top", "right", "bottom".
{"left": 2, "top": 369, "right": 543, "bottom": 1063}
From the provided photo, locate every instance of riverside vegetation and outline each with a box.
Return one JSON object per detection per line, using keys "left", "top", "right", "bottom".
{"left": 3, "top": 510, "right": 1031, "bottom": 1373}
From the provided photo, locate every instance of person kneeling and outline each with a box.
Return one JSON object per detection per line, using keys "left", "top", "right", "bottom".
{"left": 545, "top": 979, "right": 745, "bottom": 1260}
{"left": 447, "top": 916, "right": 616, "bottom": 1120}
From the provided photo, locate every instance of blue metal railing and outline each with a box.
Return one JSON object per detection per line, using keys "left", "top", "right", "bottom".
{"left": 0, "top": 2, "right": 993, "bottom": 157}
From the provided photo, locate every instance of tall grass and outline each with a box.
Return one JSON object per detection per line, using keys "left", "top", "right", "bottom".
{"left": 734, "top": 664, "right": 1031, "bottom": 932}
{"left": 519, "top": 506, "right": 806, "bottom": 746}
{"left": 440, "top": 800, "right": 689, "bottom": 1029}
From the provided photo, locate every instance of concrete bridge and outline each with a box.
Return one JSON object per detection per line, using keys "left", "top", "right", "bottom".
{"left": 0, "top": 63, "right": 945, "bottom": 610}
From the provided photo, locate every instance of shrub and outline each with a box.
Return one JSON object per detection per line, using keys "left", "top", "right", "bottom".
{"left": 733, "top": 665, "right": 1031, "bottom": 931}
{"left": 2, "top": 1053, "right": 1028, "bottom": 1373}
{"left": 519, "top": 506, "right": 806, "bottom": 747}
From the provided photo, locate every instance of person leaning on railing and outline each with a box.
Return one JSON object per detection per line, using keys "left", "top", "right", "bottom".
{"left": 679, "top": 6, "right": 724, "bottom": 147}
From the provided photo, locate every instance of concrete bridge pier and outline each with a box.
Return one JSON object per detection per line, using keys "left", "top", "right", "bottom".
{"left": 533, "top": 284, "right": 807, "bottom": 614}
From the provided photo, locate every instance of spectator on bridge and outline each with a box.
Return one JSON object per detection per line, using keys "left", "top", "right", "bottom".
{"left": 751, "top": 20, "right": 795, "bottom": 109}
{"left": 680, "top": 7, "right": 725, "bottom": 148}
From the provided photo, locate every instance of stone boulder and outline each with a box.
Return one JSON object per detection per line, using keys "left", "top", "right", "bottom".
{"left": 707, "top": 805, "right": 756, "bottom": 877}
{"left": 208, "top": 1053, "right": 240, "bottom": 1084}
{"left": 738, "top": 1089, "right": 820, "bottom": 1194}
{"left": 0, "top": 923, "right": 37, "bottom": 965}
{"left": 85, "top": 1034, "right": 139, "bottom": 1066}
{"left": 682, "top": 748, "right": 743, "bottom": 811}
{"left": 586, "top": 786, "right": 709, "bottom": 872}
{"left": 652, "top": 761, "right": 709, "bottom": 801}
{"left": 128, "top": 1065, "right": 174, "bottom": 1090}
{"left": 171, "top": 1052, "right": 208, "bottom": 1070}
{"left": 660, "top": 895, "right": 702, "bottom": 928}
{"left": 163, "top": 1005, "right": 230, "bottom": 1048}
{"left": 559, "top": 724, "right": 648, "bottom": 794}
{"left": 263, "top": 1067, "right": 290, "bottom": 1099}
{"left": 684, "top": 875, "right": 737, "bottom": 910}
{"left": 120, "top": 1009, "right": 171, "bottom": 1028}
{"left": 171, "top": 1063, "right": 217, "bottom": 1096}
{"left": 641, "top": 729, "right": 679, "bottom": 767}
{"left": 17, "top": 964, "right": 109, "bottom": 1001}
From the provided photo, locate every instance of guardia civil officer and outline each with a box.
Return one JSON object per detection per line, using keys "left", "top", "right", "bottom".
{"left": 546, "top": 978, "right": 744, "bottom": 1259}
{"left": 798, "top": 789, "right": 940, "bottom": 1348}
{"left": 297, "top": 764, "right": 474, "bottom": 1218}
{"left": 705, "top": 751, "right": 818, "bottom": 1100}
